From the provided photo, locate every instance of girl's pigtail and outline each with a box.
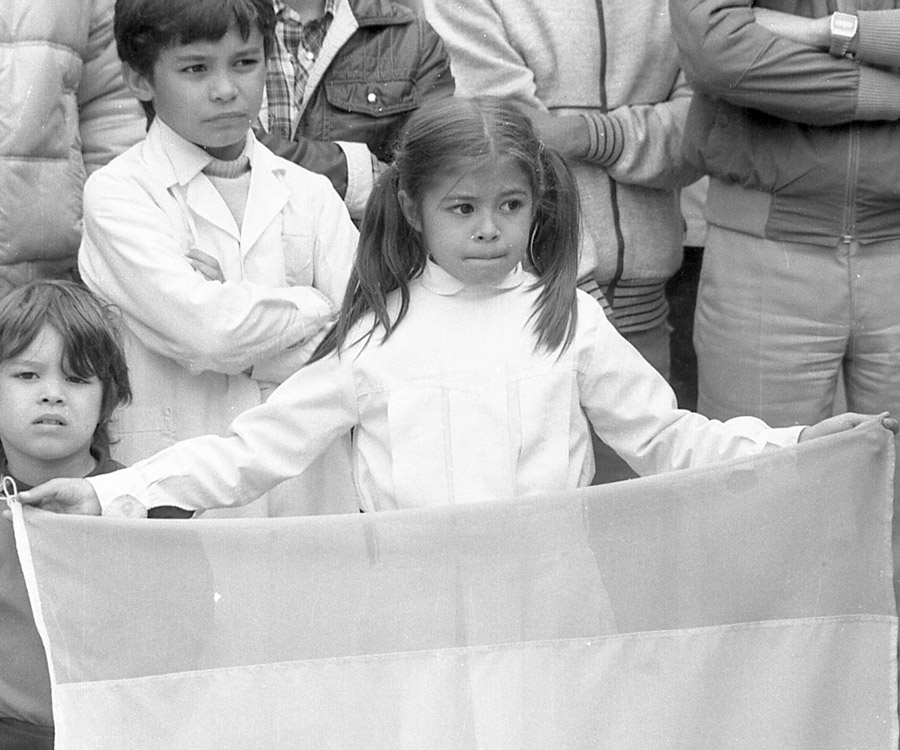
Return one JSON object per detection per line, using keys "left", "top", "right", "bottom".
{"left": 354, "top": 163, "right": 426, "bottom": 340}
{"left": 309, "top": 164, "right": 425, "bottom": 363}
{"left": 528, "top": 145, "right": 581, "bottom": 354}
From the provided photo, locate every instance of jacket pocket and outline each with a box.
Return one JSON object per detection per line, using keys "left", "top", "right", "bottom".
{"left": 324, "top": 78, "right": 418, "bottom": 118}
{"left": 281, "top": 233, "right": 314, "bottom": 287}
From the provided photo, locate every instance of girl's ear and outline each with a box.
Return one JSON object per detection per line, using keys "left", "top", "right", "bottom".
{"left": 121, "top": 61, "right": 155, "bottom": 103}
{"left": 397, "top": 189, "right": 423, "bottom": 233}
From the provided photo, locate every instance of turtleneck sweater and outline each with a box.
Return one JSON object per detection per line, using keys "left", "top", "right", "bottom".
{"left": 203, "top": 154, "right": 251, "bottom": 230}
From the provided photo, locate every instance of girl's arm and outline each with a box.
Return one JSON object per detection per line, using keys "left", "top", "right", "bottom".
{"left": 22, "top": 352, "right": 361, "bottom": 515}
{"left": 579, "top": 298, "right": 898, "bottom": 472}
{"left": 578, "top": 296, "right": 804, "bottom": 473}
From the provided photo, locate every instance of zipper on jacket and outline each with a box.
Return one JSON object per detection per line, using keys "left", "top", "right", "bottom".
{"left": 840, "top": 124, "right": 860, "bottom": 244}
{"left": 593, "top": 0, "right": 626, "bottom": 308}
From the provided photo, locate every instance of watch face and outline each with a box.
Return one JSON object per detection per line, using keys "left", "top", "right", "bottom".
{"left": 833, "top": 13, "right": 858, "bottom": 38}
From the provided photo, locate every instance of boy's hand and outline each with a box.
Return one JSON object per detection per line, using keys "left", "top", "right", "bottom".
{"left": 187, "top": 248, "right": 225, "bottom": 282}
{"left": 798, "top": 412, "right": 899, "bottom": 442}
{"left": 17, "top": 479, "right": 102, "bottom": 515}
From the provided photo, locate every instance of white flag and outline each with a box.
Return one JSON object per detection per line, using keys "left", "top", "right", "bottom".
{"left": 11, "top": 421, "right": 897, "bottom": 749}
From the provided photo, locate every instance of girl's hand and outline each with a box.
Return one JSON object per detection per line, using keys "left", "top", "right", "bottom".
{"left": 187, "top": 248, "right": 225, "bottom": 282}
{"left": 17, "top": 479, "right": 102, "bottom": 515}
{"left": 799, "top": 412, "right": 899, "bottom": 442}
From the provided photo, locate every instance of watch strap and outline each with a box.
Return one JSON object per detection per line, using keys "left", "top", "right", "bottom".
{"left": 829, "top": 11, "right": 858, "bottom": 58}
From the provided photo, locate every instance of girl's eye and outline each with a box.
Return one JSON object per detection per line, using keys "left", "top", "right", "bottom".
{"left": 450, "top": 204, "right": 474, "bottom": 215}
{"left": 66, "top": 374, "right": 94, "bottom": 385}
{"left": 182, "top": 64, "right": 206, "bottom": 74}
{"left": 13, "top": 371, "right": 38, "bottom": 381}
{"left": 502, "top": 199, "right": 525, "bottom": 212}
{"left": 235, "top": 57, "right": 261, "bottom": 69}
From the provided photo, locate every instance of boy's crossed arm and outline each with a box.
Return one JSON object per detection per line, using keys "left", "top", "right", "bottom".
{"left": 79, "top": 168, "right": 355, "bottom": 379}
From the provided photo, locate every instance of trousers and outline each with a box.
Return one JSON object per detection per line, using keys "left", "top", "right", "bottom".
{"left": 695, "top": 224, "right": 900, "bottom": 603}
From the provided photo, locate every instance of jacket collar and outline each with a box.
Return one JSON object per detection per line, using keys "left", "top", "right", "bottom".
{"left": 421, "top": 259, "right": 527, "bottom": 297}
{"left": 273, "top": 0, "right": 337, "bottom": 19}
{"left": 142, "top": 117, "right": 290, "bottom": 188}
{"left": 346, "top": 0, "right": 415, "bottom": 27}
{"left": 143, "top": 117, "right": 291, "bottom": 248}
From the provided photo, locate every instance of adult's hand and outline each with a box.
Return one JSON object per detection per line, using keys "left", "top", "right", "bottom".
{"left": 753, "top": 8, "right": 830, "bottom": 49}
{"left": 523, "top": 110, "right": 591, "bottom": 160}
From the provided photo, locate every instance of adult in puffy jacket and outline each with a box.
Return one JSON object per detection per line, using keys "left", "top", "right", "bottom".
{"left": 0, "top": 0, "right": 145, "bottom": 297}
{"left": 255, "top": 0, "right": 454, "bottom": 220}
{"left": 670, "top": 0, "right": 900, "bottom": 601}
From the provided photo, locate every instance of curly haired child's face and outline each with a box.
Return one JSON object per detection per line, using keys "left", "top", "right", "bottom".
{"left": 401, "top": 156, "right": 534, "bottom": 287}
{"left": 0, "top": 325, "right": 103, "bottom": 485}
{"left": 124, "top": 24, "right": 266, "bottom": 160}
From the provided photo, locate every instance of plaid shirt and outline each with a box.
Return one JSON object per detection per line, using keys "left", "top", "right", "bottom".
{"left": 265, "top": 0, "right": 336, "bottom": 138}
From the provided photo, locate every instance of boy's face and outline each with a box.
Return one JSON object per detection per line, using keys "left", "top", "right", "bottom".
{"left": 0, "top": 325, "right": 103, "bottom": 485}
{"left": 124, "top": 24, "right": 267, "bottom": 160}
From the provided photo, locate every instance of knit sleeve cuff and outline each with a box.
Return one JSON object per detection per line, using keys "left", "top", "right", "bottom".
{"left": 856, "top": 11, "right": 900, "bottom": 69}
{"left": 855, "top": 66, "right": 900, "bottom": 121}
{"left": 579, "top": 112, "right": 624, "bottom": 166}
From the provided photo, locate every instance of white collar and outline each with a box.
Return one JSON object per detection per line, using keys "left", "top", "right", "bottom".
{"left": 421, "top": 259, "right": 527, "bottom": 296}
{"left": 150, "top": 117, "right": 255, "bottom": 187}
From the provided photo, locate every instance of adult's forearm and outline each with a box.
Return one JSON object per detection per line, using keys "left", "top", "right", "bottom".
{"left": 670, "top": 0, "right": 874, "bottom": 125}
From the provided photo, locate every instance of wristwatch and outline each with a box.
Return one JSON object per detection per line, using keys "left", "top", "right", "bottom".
{"left": 829, "top": 11, "right": 858, "bottom": 58}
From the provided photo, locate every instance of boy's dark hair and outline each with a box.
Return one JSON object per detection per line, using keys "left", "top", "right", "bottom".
{"left": 312, "top": 95, "right": 581, "bottom": 362}
{"left": 0, "top": 281, "right": 132, "bottom": 461}
{"left": 114, "top": 0, "right": 276, "bottom": 121}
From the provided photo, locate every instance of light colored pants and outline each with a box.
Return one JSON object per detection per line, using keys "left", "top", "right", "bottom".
{"left": 696, "top": 225, "right": 900, "bottom": 424}
{"left": 695, "top": 225, "right": 900, "bottom": 601}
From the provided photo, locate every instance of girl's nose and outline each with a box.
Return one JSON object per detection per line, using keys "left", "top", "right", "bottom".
{"left": 471, "top": 215, "right": 500, "bottom": 241}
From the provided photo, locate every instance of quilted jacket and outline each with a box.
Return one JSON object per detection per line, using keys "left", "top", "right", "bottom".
{"left": 0, "top": 0, "right": 144, "bottom": 294}
{"left": 257, "top": 0, "right": 454, "bottom": 217}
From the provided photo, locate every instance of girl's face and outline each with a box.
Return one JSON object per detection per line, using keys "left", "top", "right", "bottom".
{"left": 403, "top": 156, "right": 534, "bottom": 286}
{"left": 0, "top": 324, "right": 103, "bottom": 485}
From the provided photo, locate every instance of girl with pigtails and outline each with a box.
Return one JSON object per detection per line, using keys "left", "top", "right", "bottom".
{"left": 19, "top": 97, "right": 894, "bottom": 517}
